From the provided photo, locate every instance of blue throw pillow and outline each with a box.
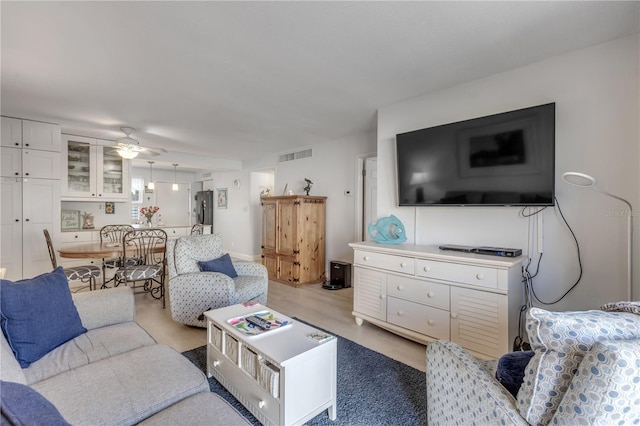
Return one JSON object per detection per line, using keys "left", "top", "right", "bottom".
{"left": 0, "top": 267, "right": 87, "bottom": 368}
{"left": 495, "top": 350, "right": 535, "bottom": 397}
{"left": 1, "top": 381, "right": 71, "bottom": 425}
{"left": 198, "top": 253, "right": 238, "bottom": 278}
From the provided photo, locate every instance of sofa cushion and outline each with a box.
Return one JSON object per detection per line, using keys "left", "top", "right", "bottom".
{"left": 552, "top": 339, "right": 640, "bottom": 424}
{"left": 1, "top": 381, "right": 71, "bottom": 426}
{"left": 0, "top": 267, "right": 87, "bottom": 368}
{"left": 137, "top": 392, "right": 251, "bottom": 425}
{"left": 495, "top": 351, "right": 535, "bottom": 397}
{"left": 198, "top": 253, "right": 238, "bottom": 278}
{"left": 174, "top": 234, "right": 224, "bottom": 275}
{"left": 517, "top": 307, "right": 640, "bottom": 425}
{"left": 32, "top": 344, "right": 209, "bottom": 426}
{"left": 23, "top": 322, "right": 156, "bottom": 385}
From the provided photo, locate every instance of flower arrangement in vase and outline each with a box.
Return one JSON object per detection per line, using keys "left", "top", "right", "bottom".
{"left": 140, "top": 206, "right": 160, "bottom": 226}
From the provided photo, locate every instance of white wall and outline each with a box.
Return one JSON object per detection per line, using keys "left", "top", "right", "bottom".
{"left": 131, "top": 167, "right": 198, "bottom": 225}
{"left": 377, "top": 35, "right": 639, "bottom": 310}
{"left": 210, "top": 132, "right": 375, "bottom": 265}
{"left": 209, "top": 170, "right": 255, "bottom": 259}
{"left": 274, "top": 132, "right": 376, "bottom": 264}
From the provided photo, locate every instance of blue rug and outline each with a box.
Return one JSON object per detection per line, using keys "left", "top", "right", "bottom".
{"left": 182, "top": 319, "right": 427, "bottom": 425}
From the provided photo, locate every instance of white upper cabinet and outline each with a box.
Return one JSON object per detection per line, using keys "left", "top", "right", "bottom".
{"left": 22, "top": 120, "right": 61, "bottom": 151}
{"left": 62, "top": 134, "right": 129, "bottom": 201}
{"left": 2, "top": 117, "right": 61, "bottom": 151}
{"left": 1, "top": 117, "right": 22, "bottom": 147}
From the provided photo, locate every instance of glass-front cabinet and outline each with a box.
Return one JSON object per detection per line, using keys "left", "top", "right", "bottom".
{"left": 61, "top": 134, "right": 129, "bottom": 201}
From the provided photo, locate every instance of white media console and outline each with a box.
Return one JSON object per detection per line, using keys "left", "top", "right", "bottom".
{"left": 349, "top": 241, "right": 525, "bottom": 358}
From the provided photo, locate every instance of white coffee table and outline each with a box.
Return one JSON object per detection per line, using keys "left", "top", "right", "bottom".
{"left": 204, "top": 304, "right": 337, "bottom": 426}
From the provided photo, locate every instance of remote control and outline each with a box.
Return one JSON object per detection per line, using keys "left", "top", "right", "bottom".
{"left": 246, "top": 315, "right": 271, "bottom": 330}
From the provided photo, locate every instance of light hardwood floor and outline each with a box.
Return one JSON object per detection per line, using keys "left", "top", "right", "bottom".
{"left": 135, "top": 280, "right": 427, "bottom": 372}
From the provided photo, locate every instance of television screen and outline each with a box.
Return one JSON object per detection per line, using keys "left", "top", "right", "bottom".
{"left": 396, "top": 103, "right": 555, "bottom": 206}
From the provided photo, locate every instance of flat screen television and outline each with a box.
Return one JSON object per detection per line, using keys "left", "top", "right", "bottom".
{"left": 396, "top": 103, "right": 555, "bottom": 207}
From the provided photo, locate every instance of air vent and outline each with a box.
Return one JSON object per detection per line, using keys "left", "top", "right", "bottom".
{"left": 279, "top": 148, "right": 312, "bottom": 163}
{"left": 202, "top": 172, "right": 212, "bottom": 178}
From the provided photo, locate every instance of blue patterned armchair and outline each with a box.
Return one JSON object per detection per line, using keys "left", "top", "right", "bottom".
{"left": 426, "top": 306, "right": 640, "bottom": 425}
{"left": 166, "top": 233, "right": 268, "bottom": 327}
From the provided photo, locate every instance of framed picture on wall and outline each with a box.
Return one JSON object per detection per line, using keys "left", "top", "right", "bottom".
{"left": 217, "top": 188, "right": 228, "bottom": 209}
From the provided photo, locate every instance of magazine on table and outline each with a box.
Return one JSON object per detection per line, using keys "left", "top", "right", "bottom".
{"left": 227, "top": 310, "right": 291, "bottom": 336}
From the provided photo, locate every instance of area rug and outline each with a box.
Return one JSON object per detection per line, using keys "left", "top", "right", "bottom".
{"left": 182, "top": 319, "right": 427, "bottom": 426}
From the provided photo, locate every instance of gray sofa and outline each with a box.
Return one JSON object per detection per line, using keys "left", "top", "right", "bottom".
{"left": 426, "top": 306, "right": 640, "bottom": 425}
{"left": 0, "top": 286, "right": 249, "bottom": 426}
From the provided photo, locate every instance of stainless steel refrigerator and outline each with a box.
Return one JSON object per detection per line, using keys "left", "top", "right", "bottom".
{"left": 196, "top": 190, "right": 214, "bottom": 226}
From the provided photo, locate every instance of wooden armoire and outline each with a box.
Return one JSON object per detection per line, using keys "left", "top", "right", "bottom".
{"left": 260, "top": 195, "right": 326, "bottom": 286}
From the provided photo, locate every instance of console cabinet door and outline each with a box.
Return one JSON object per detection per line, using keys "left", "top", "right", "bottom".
{"left": 353, "top": 267, "right": 387, "bottom": 321}
{"left": 450, "top": 286, "right": 508, "bottom": 358}
{"left": 261, "top": 199, "right": 277, "bottom": 253}
{"left": 22, "top": 178, "right": 60, "bottom": 278}
{"left": 276, "top": 199, "right": 297, "bottom": 256}
{"left": 0, "top": 178, "right": 23, "bottom": 280}
{"left": 22, "top": 149, "right": 60, "bottom": 179}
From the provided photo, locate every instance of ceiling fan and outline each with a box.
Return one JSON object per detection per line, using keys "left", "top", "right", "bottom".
{"left": 113, "top": 127, "right": 167, "bottom": 159}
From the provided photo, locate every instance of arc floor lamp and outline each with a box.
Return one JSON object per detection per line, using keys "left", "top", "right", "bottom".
{"left": 562, "top": 172, "right": 634, "bottom": 300}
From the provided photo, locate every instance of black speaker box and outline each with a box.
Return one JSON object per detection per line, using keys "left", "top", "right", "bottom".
{"left": 323, "top": 261, "right": 351, "bottom": 290}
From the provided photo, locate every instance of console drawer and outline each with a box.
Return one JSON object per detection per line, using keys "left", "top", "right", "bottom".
{"left": 353, "top": 250, "right": 414, "bottom": 275}
{"left": 387, "top": 297, "right": 450, "bottom": 340}
{"left": 386, "top": 275, "right": 449, "bottom": 310}
{"left": 416, "top": 259, "right": 497, "bottom": 289}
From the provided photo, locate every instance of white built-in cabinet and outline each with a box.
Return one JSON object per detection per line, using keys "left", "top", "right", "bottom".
{"left": 349, "top": 241, "right": 523, "bottom": 358}
{"left": 1, "top": 117, "right": 61, "bottom": 281}
{"left": 61, "top": 134, "right": 130, "bottom": 201}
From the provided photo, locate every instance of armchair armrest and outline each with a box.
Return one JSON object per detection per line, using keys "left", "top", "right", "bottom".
{"left": 233, "top": 261, "right": 267, "bottom": 278}
{"left": 426, "top": 340, "right": 528, "bottom": 425}
{"left": 72, "top": 287, "right": 134, "bottom": 330}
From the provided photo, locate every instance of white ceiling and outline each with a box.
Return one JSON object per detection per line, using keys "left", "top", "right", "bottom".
{"left": 2, "top": 1, "right": 638, "bottom": 171}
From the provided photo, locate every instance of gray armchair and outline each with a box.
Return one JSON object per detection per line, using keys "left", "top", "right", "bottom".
{"left": 166, "top": 233, "right": 268, "bottom": 327}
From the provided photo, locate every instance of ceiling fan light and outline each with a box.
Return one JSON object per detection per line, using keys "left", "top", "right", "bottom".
{"left": 117, "top": 147, "right": 139, "bottom": 159}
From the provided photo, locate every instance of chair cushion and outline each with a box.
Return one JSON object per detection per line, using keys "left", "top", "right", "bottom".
{"left": 517, "top": 307, "right": 640, "bottom": 425}
{"left": 117, "top": 265, "right": 163, "bottom": 281}
{"left": 1, "top": 381, "right": 71, "bottom": 426}
{"left": 198, "top": 254, "right": 238, "bottom": 278}
{"left": 174, "top": 234, "right": 224, "bottom": 275}
{"left": 64, "top": 265, "right": 100, "bottom": 281}
{"left": 0, "top": 267, "right": 87, "bottom": 368}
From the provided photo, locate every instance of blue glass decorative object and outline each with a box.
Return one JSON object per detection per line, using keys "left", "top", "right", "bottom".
{"left": 368, "top": 215, "right": 407, "bottom": 244}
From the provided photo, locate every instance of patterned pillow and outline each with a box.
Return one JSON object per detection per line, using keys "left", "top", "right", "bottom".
{"left": 517, "top": 307, "right": 640, "bottom": 425}
{"left": 174, "top": 234, "right": 224, "bottom": 275}
{"left": 551, "top": 340, "right": 640, "bottom": 424}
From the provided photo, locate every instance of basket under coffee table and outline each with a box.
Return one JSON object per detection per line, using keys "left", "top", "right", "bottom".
{"left": 204, "top": 303, "right": 337, "bottom": 426}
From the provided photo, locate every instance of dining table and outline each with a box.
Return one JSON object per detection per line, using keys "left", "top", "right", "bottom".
{"left": 58, "top": 242, "right": 128, "bottom": 260}
{"left": 57, "top": 241, "right": 164, "bottom": 259}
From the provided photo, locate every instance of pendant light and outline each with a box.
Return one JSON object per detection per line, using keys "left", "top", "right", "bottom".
{"left": 172, "top": 164, "right": 179, "bottom": 191}
{"left": 147, "top": 161, "right": 155, "bottom": 190}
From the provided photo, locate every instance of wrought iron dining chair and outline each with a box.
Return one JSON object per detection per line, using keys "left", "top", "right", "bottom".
{"left": 113, "top": 229, "right": 167, "bottom": 307}
{"left": 43, "top": 229, "right": 101, "bottom": 291}
{"left": 190, "top": 223, "right": 204, "bottom": 235}
{"left": 99, "top": 224, "right": 135, "bottom": 288}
